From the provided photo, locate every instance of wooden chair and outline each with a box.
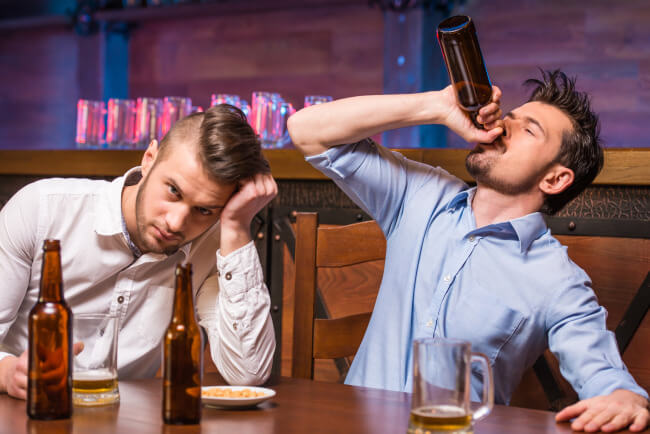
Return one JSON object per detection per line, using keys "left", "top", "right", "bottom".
{"left": 291, "top": 212, "right": 386, "bottom": 379}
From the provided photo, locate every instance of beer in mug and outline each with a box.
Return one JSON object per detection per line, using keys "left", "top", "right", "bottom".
{"left": 27, "top": 239, "right": 72, "bottom": 420}
{"left": 163, "top": 263, "right": 203, "bottom": 424}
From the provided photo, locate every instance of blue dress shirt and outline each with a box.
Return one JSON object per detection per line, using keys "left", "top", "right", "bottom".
{"left": 306, "top": 139, "right": 647, "bottom": 405}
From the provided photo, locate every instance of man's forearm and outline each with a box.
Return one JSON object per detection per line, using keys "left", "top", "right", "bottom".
{"left": 288, "top": 91, "right": 448, "bottom": 156}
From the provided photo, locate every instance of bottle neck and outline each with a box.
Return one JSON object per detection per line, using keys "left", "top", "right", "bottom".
{"left": 172, "top": 268, "right": 195, "bottom": 323}
{"left": 39, "top": 250, "right": 63, "bottom": 302}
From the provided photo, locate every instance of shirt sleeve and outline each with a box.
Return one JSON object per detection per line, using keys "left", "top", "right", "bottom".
{"left": 305, "top": 139, "right": 465, "bottom": 237}
{"left": 546, "top": 272, "right": 648, "bottom": 400}
{"left": 0, "top": 182, "right": 41, "bottom": 356}
{"left": 195, "top": 241, "right": 275, "bottom": 385}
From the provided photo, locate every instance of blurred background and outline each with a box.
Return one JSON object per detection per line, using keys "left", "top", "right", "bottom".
{"left": 1, "top": 0, "right": 648, "bottom": 149}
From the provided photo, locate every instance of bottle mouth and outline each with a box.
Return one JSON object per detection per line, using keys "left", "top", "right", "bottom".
{"left": 438, "top": 15, "right": 471, "bottom": 33}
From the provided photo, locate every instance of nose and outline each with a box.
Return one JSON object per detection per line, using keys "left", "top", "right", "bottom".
{"left": 165, "top": 203, "right": 189, "bottom": 235}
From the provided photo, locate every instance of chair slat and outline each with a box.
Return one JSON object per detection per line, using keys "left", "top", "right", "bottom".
{"left": 317, "top": 221, "right": 386, "bottom": 267}
{"left": 313, "top": 313, "right": 372, "bottom": 359}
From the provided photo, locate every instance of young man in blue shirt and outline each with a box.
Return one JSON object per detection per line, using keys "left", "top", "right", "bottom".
{"left": 288, "top": 70, "right": 649, "bottom": 432}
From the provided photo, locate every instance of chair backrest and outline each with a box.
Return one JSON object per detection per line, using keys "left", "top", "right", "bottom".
{"left": 291, "top": 212, "right": 386, "bottom": 379}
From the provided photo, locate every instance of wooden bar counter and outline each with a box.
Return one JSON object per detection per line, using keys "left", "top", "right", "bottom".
{"left": 0, "top": 148, "right": 648, "bottom": 185}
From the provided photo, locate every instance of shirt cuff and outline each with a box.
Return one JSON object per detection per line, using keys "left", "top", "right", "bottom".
{"left": 216, "top": 241, "right": 264, "bottom": 301}
{"left": 0, "top": 351, "right": 15, "bottom": 363}
{"left": 578, "top": 367, "right": 649, "bottom": 400}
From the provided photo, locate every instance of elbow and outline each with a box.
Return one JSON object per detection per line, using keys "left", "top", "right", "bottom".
{"left": 219, "top": 355, "right": 274, "bottom": 386}
{"left": 287, "top": 113, "right": 307, "bottom": 151}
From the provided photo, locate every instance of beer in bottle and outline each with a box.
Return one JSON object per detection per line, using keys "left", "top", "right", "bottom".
{"left": 27, "top": 239, "right": 72, "bottom": 420}
{"left": 163, "top": 263, "right": 203, "bottom": 424}
{"left": 437, "top": 15, "right": 493, "bottom": 128}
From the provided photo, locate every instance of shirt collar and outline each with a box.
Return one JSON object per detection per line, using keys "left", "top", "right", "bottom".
{"left": 94, "top": 167, "right": 141, "bottom": 237}
{"left": 447, "top": 186, "right": 548, "bottom": 253}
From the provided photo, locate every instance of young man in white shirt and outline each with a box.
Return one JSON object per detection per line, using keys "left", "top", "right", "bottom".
{"left": 0, "top": 104, "right": 276, "bottom": 399}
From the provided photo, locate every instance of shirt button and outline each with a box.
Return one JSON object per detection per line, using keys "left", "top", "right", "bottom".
{"left": 225, "top": 272, "right": 232, "bottom": 281}
{"left": 117, "top": 295, "right": 125, "bottom": 304}
{"left": 469, "top": 236, "right": 475, "bottom": 242}
{"left": 426, "top": 319, "right": 433, "bottom": 327}
{"left": 443, "top": 274, "right": 451, "bottom": 283}
{"left": 233, "top": 322, "right": 238, "bottom": 330}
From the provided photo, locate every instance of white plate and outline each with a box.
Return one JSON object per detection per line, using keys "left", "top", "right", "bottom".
{"left": 201, "top": 386, "right": 276, "bottom": 408}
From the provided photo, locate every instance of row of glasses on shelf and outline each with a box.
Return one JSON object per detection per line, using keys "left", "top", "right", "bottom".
{"left": 76, "top": 96, "right": 198, "bottom": 149}
{"left": 76, "top": 93, "right": 333, "bottom": 150}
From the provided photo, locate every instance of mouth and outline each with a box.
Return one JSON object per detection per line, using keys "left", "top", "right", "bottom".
{"left": 153, "top": 226, "right": 180, "bottom": 243}
{"left": 478, "top": 138, "right": 506, "bottom": 154}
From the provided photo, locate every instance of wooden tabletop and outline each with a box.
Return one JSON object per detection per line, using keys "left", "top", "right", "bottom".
{"left": 0, "top": 374, "right": 639, "bottom": 433}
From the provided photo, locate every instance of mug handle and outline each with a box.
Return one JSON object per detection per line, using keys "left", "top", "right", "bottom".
{"left": 470, "top": 352, "right": 494, "bottom": 421}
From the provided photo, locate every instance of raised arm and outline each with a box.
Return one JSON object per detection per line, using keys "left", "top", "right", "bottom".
{"left": 287, "top": 85, "right": 505, "bottom": 156}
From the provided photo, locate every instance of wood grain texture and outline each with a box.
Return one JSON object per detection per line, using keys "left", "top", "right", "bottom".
{"left": 128, "top": 4, "right": 383, "bottom": 114}
{"left": 316, "top": 220, "right": 386, "bottom": 266}
{"left": 1, "top": 148, "right": 647, "bottom": 186}
{"left": 291, "top": 212, "right": 317, "bottom": 379}
{"left": 291, "top": 213, "right": 385, "bottom": 381}
{"left": 0, "top": 375, "right": 609, "bottom": 434}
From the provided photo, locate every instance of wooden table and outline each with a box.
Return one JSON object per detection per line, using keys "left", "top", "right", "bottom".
{"left": 0, "top": 375, "right": 638, "bottom": 433}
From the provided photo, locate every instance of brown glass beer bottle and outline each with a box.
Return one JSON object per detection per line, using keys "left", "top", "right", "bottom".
{"left": 437, "top": 15, "right": 493, "bottom": 128}
{"left": 163, "top": 263, "right": 203, "bottom": 424}
{"left": 27, "top": 239, "right": 72, "bottom": 420}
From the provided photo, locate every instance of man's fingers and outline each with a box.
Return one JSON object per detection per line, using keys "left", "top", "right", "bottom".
{"left": 556, "top": 400, "right": 588, "bottom": 421}
{"left": 9, "top": 384, "right": 26, "bottom": 400}
{"left": 13, "top": 371, "right": 27, "bottom": 391}
{"left": 583, "top": 408, "right": 618, "bottom": 432}
{"left": 73, "top": 342, "right": 85, "bottom": 355}
{"left": 262, "top": 174, "right": 278, "bottom": 199}
{"left": 571, "top": 408, "right": 601, "bottom": 432}
{"left": 601, "top": 413, "right": 632, "bottom": 432}
{"left": 628, "top": 408, "right": 650, "bottom": 432}
{"left": 474, "top": 127, "right": 503, "bottom": 144}
{"left": 491, "top": 85, "right": 502, "bottom": 102}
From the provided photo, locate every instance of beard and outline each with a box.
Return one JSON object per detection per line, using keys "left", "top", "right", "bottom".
{"left": 134, "top": 172, "right": 184, "bottom": 256}
{"left": 465, "top": 142, "right": 541, "bottom": 196}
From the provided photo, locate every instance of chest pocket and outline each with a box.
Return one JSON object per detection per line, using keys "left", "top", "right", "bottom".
{"left": 440, "top": 283, "right": 525, "bottom": 364}
{"left": 137, "top": 285, "right": 175, "bottom": 349}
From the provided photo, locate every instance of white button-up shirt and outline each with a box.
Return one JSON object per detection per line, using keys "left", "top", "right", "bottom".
{"left": 0, "top": 168, "right": 275, "bottom": 385}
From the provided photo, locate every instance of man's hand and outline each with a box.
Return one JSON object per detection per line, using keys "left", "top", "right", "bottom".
{"left": 0, "top": 342, "right": 84, "bottom": 400}
{"left": 219, "top": 172, "right": 278, "bottom": 256}
{"left": 439, "top": 84, "right": 504, "bottom": 144}
{"left": 556, "top": 389, "right": 649, "bottom": 432}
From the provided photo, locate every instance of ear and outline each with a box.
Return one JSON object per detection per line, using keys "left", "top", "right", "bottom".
{"left": 140, "top": 139, "right": 159, "bottom": 178}
{"left": 539, "top": 163, "right": 574, "bottom": 196}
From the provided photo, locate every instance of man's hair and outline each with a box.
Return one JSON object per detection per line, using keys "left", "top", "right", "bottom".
{"left": 157, "top": 104, "right": 269, "bottom": 184}
{"left": 525, "top": 69, "right": 604, "bottom": 215}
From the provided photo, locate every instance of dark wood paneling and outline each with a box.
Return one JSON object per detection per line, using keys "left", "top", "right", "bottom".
{"left": 128, "top": 5, "right": 384, "bottom": 112}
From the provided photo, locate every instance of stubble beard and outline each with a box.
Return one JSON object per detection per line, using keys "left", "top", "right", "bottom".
{"left": 465, "top": 145, "right": 540, "bottom": 196}
{"left": 134, "top": 173, "right": 182, "bottom": 256}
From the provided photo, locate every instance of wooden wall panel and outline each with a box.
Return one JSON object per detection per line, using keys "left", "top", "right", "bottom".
{"left": 0, "top": 28, "right": 83, "bottom": 150}
{"left": 128, "top": 5, "right": 384, "bottom": 113}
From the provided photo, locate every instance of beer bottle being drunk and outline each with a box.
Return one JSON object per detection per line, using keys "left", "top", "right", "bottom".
{"left": 163, "top": 263, "right": 203, "bottom": 424}
{"left": 27, "top": 239, "right": 72, "bottom": 420}
{"left": 437, "top": 15, "right": 493, "bottom": 129}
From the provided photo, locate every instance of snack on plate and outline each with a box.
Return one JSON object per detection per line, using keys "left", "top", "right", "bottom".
{"left": 203, "top": 387, "right": 267, "bottom": 398}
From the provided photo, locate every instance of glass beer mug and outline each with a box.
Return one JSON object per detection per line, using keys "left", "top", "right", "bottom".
{"left": 437, "top": 15, "right": 492, "bottom": 129}
{"left": 408, "top": 338, "right": 493, "bottom": 433}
